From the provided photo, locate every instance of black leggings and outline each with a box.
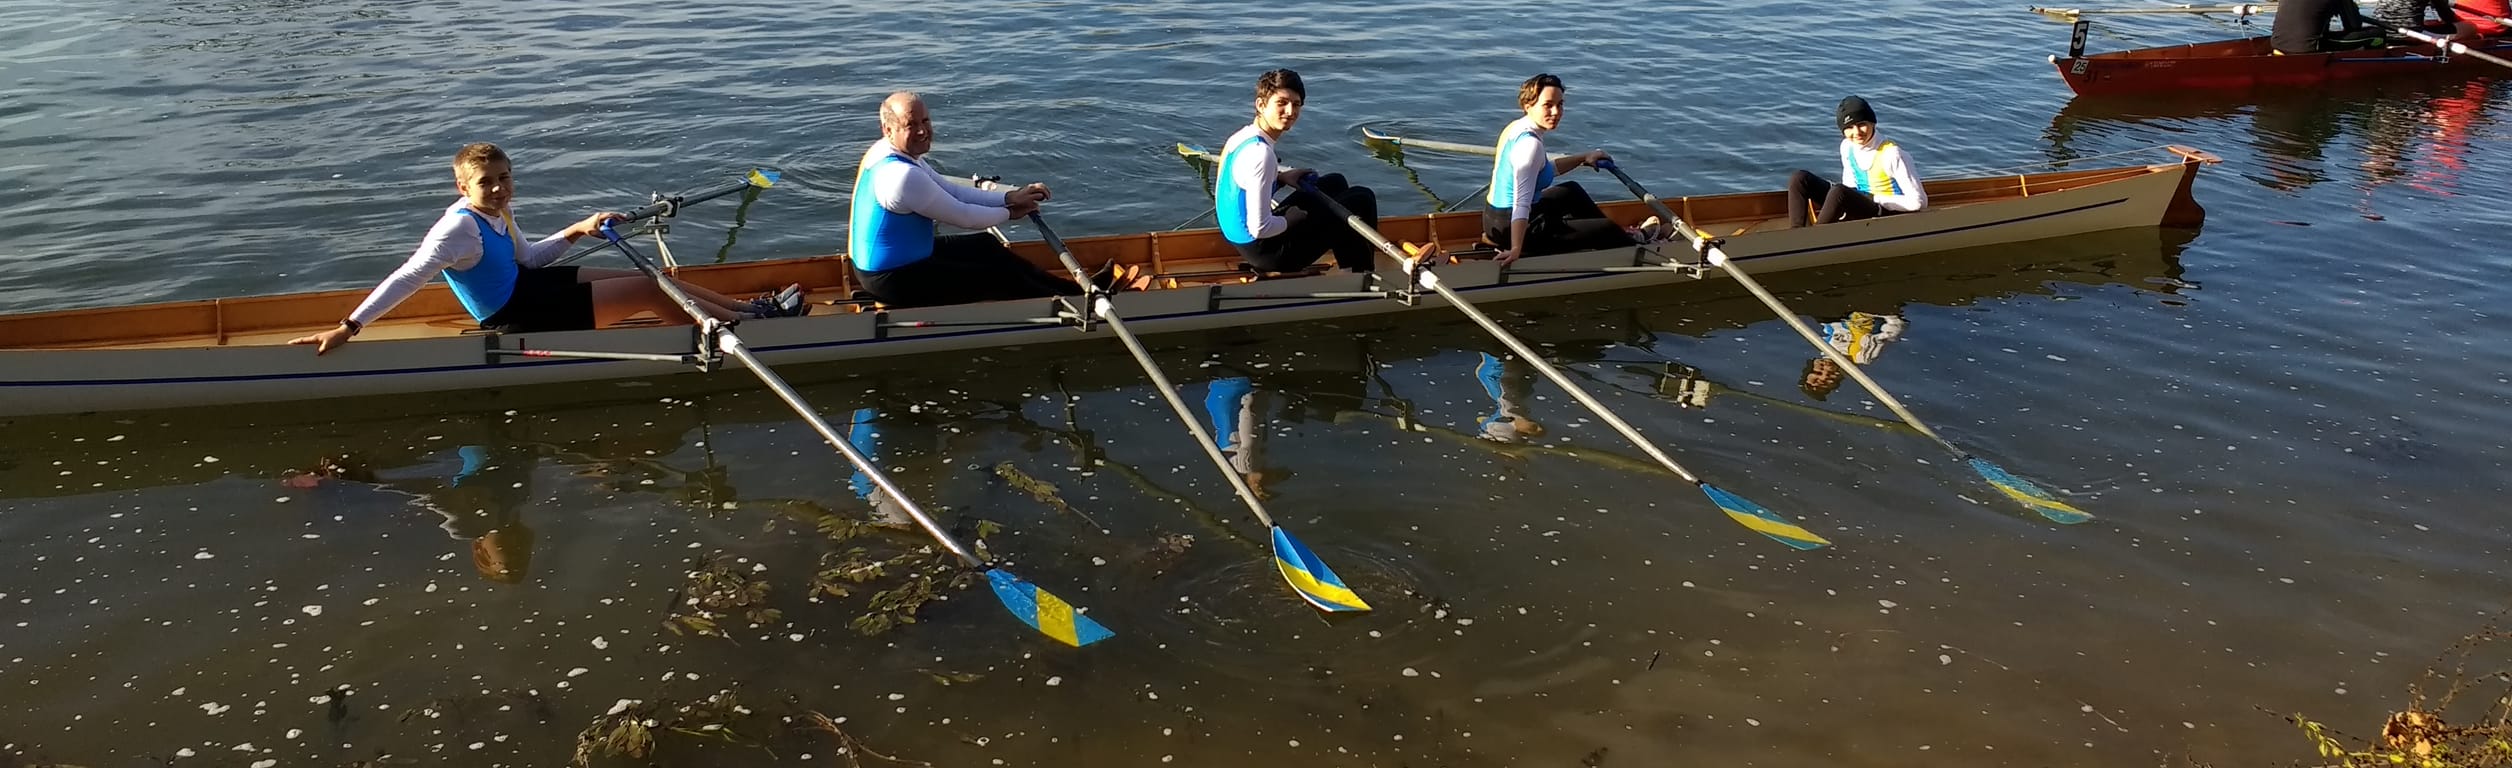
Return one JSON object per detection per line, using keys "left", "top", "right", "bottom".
{"left": 859, "top": 233, "right": 1083, "bottom": 308}
{"left": 1786, "top": 169, "right": 1891, "bottom": 228}
{"left": 1482, "top": 181, "right": 1633, "bottom": 257}
{"left": 1236, "top": 173, "right": 1380, "bottom": 273}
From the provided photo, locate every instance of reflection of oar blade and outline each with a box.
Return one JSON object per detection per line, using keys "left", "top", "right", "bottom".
{"left": 1966, "top": 458, "right": 2091, "bottom": 525}
{"left": 1030, "top": 212, "right": 1373, "bottom": 614}
{"left": 1271, "top": 526, "right": 1370, "bottom": 612}
{"left": 1701, "top": 484, "right": 1832, "bottom": 550}
{"left": 988, "top": 569, "right": 1117, "bottom": 646}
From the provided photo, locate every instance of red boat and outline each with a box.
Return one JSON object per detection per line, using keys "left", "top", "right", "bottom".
{"left": 2052, "top": 24, "right": 2512, "bottom": 95}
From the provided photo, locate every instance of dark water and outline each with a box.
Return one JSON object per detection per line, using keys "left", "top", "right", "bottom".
{"left": 6, "top": 0, "right": 2512, "bottom": 765}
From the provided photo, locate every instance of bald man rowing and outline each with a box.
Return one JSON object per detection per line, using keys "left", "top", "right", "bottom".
{"left": 848, "top": 92, "right": 1121, "bottom": 308}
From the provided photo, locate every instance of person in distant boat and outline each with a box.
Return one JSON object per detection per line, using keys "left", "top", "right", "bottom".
{"left": 1799, "top": 312, "right": 1904, "bottom": 401}
{"left": 850, "top": 92, "right": 1126, "bottom": 308}
{"left": 291, "top": 142, "right": 796, "bottom": 355}
{"left": 2270, "top": 0, "right": 2384, "bottom": 53}
{"left": 1215, "top": 69, "right": 1382, "bottom": 274}
{"left": 2460, "top": 0, "right": 2511, "bottom": 35}
{"left": 1782, "top": 97, "right": 1926, "bottom": 229}
{"left": 1485, "top": 73, "right": 1663, "bottom": 266}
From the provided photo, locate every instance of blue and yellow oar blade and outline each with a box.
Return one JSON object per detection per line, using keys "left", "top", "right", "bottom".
{"left": 985, "top": 569, "right": 1114, "bottom": 647}
{"left": 1269, "top": 527, "right": 1371, "bottom": 613}
{"left": 746, "top": 168, "right": 781, "bottom": 189}
{"left": 1699, "top": 483, "right": 1831, "bottom": 550}
{"left": 1967, "top": 457, "right": 2092, "bottom": 525}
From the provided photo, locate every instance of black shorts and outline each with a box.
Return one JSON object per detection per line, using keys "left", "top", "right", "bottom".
{"left": 479, "top": 266, "right": 595, "bottom": 332}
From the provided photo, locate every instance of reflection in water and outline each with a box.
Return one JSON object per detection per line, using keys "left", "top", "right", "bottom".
{"left": 2045, "top": 79, "right": 2506, "bottom": 198}
{"left": 1202, "top": 376, "right": 1274, "bottom": 498}
{"left": 1800, "top": 312, "right": 1906, "bottom": 401}
{"left": 1473, "top": 352, "right": 1546, "bottom": 443}
{"left": 413, "top": 443, "right": 540, "bottom": 584}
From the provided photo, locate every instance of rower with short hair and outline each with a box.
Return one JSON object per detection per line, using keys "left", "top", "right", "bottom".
{"left": 1484, "top": 73, "right": 1654, "bottom": 266}
{"left": 1782, "top": 96, "right": 1925, "bottom": 229}
{"left": 849, "top": 91, "right": 1098, "bottom": 308}
{"left": 1215, "top": 68, "right": 1381, "bottom": 274}
{"left": 291, "top": 142, "right": 789, "bottom": 356}
{"left": 2271, "top": 0, "right": 2384, "bottom": 53}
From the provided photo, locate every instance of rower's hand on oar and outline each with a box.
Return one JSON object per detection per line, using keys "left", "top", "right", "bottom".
{"left": 289, "top": 324, "right": 355, "bottom": 356}
{"left": 1494, "top": 247, "right": 1521, "bottom": 266}
{"left": 1579, "top": 149, "right": 1613, "bottom": 169}
{"left": 1276, "top": 167, "right": 1316, "bottom": 188}
{"left": 561, "top": 211, "right": 627, "bottom": 242}
{"left": 1005, "top": 183, "right": 1051, "bottom": 206}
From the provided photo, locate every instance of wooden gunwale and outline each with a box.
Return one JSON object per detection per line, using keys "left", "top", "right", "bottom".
{"left": 1, "top": 160, "right": 2189, "bottom": 354}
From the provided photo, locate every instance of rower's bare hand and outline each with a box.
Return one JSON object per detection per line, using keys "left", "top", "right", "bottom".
{"left": 1007, "top": 199, "right": 1041, "bottom": 219}
{"left": 1281, "top": 206, "right": 1310, "bottom": 226}
{"left": 568, "top": 211, "right": 626, "bottom": 240}
{"left": 1583, "top": 150, "right": 1612, "bottom": 168}
{"left": 1277, "top": 168, "right": 1316, "bottom": 188}
{"left": 1494, "top": 248, "right": 1522, "bottom": 266}
{"left": 1005, "top": 183, "right": 1051, "bottom": 208}
{"left": 289, "top": 325, "right": 354, "bottom": 356}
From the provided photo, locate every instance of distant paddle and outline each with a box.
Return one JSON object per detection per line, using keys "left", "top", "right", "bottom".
{"left": 1593, "top": 160, "right": 2092, "bottom": 525}
{"left": 1030, "top": 212, "right": 1373, "bottom": 613}
{"left": 1301, "top": 177, "right": 1832, "bottom": 550}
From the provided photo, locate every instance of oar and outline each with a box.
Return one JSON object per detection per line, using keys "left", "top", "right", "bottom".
{"left": 1298, "top": 178, "right": 1831, "bottom": 550}
{"left": 590, "top": 221, "right": 1114, "bottom": 647}
{"left": 2028, "top": 3, "right": 2266, "bottom": 15}
{"left": 1591, "top": 160, "right": 2090, "bottom": 525}
{"left": 554, "top": 169, "right": 780, "bottom": 267}
{"left": 1029, "top": 211, "right": 1372, "bottom": 612}
{"left": 2373, "top": 20, "right": 2512, "bottom": 70}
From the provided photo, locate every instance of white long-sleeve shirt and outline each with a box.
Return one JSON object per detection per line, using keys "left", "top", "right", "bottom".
{"left": 1219, "top": 124, "right": 1287, "bottom": 242}
{"left": 1493, "top": 117, "right": 1552, "bottom": 224}
{"left": 348, "top": 202, "right": 570, "bottom": 326}
{"left": 1838, "top": 137, "right": 1926, "bottom": 213}
{"left": 860, "top": 139, "right": 1012, "bottom": 230}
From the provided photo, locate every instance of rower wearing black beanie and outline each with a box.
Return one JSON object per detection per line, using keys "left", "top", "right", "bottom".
{"left": 1783, "top": 96, "right": 1926, "bottom": 228}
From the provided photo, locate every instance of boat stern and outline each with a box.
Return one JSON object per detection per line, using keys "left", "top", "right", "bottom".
{"left": 2161, "top": 145, "right": 2222, "bottom": 228}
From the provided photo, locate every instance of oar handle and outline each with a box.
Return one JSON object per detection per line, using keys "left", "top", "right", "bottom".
{"left": 597, "top": 222, "right": 725, "bottom": 324}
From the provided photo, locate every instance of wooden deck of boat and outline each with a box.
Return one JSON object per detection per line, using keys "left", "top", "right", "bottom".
{"left": 0, "top": 160, "right": 2189, "bottom": 353}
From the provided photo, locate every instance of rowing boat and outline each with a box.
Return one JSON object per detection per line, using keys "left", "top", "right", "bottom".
{"left": 2050, "top": 27, "right": 2512, "bottom": 95}
{"left": 0, "top": 150, "right": 2218, "bottom": 418}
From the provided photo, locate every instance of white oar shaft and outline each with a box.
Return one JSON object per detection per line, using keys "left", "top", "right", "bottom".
{"left": 1412, "top": 269, "right": 1703, "bottom": 483}
{"left": 1029, "top": 214, "right": 1281, "bottom": 529}
{"left": 1598, "top": 166, "right": 1967, "bottom": 458}
{"left": 2385, "top": 24, "right": 2512, "bottom": 69}
{"left": 717, "top": 334, "right": 985, "bottom": 567}
{"left": 601, "top": 229, "right": 985, "bottom": 567}
{"left": 1302, "top": 191, "right": 1707, "bottom": 484}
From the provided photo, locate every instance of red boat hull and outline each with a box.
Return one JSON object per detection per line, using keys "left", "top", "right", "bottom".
{"left": 2054, "top": 36, "right": 2512, "bottom": 95}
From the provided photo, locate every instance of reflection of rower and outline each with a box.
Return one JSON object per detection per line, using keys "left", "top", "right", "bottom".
{"left": 379, "top": 440, "right": 540, "bottom": 586}
{"left": 1474, "top": 353, "right": 1547, "bottom": 443}
{"left": 1203, "top": 377, "right": 1277, "bottom": 498}
{"left": 846, "top": 407, "right": 914, "bottom": 527}
{"left": 1800, "top": 312, "right": 1905, "bottom": 401}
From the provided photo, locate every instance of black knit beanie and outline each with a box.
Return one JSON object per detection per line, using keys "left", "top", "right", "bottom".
{"left": 1836, "top": 96, "right": 1877, "bottom": 129}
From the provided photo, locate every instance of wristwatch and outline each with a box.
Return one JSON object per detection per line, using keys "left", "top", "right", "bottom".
{"left": 339, "top": 319, "right": 363, "bottom": 336}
